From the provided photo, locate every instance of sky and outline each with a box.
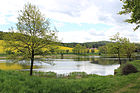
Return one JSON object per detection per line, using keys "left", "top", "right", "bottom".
{"left": 0, "top": 0, "right": 140, "bottom": 43}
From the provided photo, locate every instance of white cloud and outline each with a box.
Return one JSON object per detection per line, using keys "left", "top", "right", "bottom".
{"left": 58, "top": 28, "right": 108, "bottom": 43}
{"left": 0, "top": 0, "right": 139, "bottom": 43}
{"left": 0, "top": 0, "right": 129, "bottom": 25}
{"left": 0, "top": 15, "right": 7, "bottom": 24}
{"left": 0, "top": 0, "right": 128, "bottom": 25}
{"left": 58, "top": 24, "right": 140, "bottom": 43}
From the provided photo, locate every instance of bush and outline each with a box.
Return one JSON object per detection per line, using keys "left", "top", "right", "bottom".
{"left": 34, "top": 71, "right": 57, "bottom": 77}
{"left": 122, "top": 64, "right": 138, "bottom": 75}
{"left": 68, "top": 72, "right": 87, "bottom": 78}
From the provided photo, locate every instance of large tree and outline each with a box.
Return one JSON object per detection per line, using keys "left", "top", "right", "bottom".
{"left": 119, "top": 0, "right": 140, "bottom": 31}
{"left": 4, "top": 3, "right": 58, "bottom": 75}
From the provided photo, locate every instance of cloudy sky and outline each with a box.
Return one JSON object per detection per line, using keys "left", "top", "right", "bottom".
{"left": 0, "top": 0, "right": 140, "bottom": 43}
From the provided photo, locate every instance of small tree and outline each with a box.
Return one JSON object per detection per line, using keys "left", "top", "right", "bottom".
{"left": 123, "top": 38, "right": 136, "bottom": 61}
{"left": 108, "top": 33, "right": 126, "bottom": 65}
{"left": 72, "top": 44, "right": 82, "bottom": 54}
{"left": 66, "top": 50, "right": 69, "bottom": 54}
{"left": 107, "top": 33, "right": 135, "bottom": 64}
{"left": 72, "top": 44, "right": 87, "bottom": 55}
{"left": 4, "top": 3, "right": 58, "bottom": 76}
{"left": 98, "top": 46, "right": 107, "bottom": 54}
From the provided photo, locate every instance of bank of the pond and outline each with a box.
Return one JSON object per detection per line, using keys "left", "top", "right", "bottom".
{"left": 0, "top": 63, "right": 40, "bottom": 70}
{"left": 0, "top": 60, "right": 140, "bottom": 93}
{"left": 0, "top": 53, "right": 99, "bottom": 59}
{"left": 0, "top": 54, "right": 79, "bottom": 59}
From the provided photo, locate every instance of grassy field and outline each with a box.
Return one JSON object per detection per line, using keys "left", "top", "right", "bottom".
{"left": 0, "top": 60, "right": 140, "bottom": 93}
{"left": 0, "top": 63, "right": 22, "bottom": 70}
{"left": 0, "top": 40, "right": 73, "bottom": 54}
{"left": 0, "top": 40, "right": 5, "bottom": 54}
{"left": 0, "top": 40, "right": 100, "bottom": 56}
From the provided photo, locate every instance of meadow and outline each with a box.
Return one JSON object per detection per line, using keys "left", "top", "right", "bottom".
{"left": 0, "top": 40, "right": 5, "bottom": 54}
{"left": 0, "top": 60, "right": 140, "bottom": 93}
{"left": 0, "top": 40, "right": 73, "bottom": 54}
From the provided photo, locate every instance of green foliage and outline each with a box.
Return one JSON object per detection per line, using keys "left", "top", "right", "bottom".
{"left": 122, "top": 64, "right": 138, "bottom": 75}
{"left": 0, "top": 31, "right": 10, "bottom": 40}
{"left": 72, "top": 44, "right": 86, "bottom": 54}
{"left": 3, "top": 3, "right": 58, "bottom": 75}
{"left": 1, "top": 65, "right": 140, "bottom": 93}
{"left": 99, "top": 45, "right": 107, "bottom": 54}
{"left": 107, "top": 33, "right": 127, "bottom": 64}
{"left": 5, "top": 50, "right": 15, "bottom": 55}
{"left": 102, "top": 33, "right": 136, "bottom": 64}
{"left": 123, "top": 39, "right": 136, "bottom": 60}
{"left": 0, "top": 60, "right": 140, "bottom": 92}
{"left": 34, "top": 71, "right": 57, "bottom": 77}
{"left": 115, "top": 60, "right": 140, "bottom": 76}
{"left": 68, "top": 72, "right": 87, "bottom": 78}
{"left": 61, "top": 41, "right": 111, "bottom": 48}
{"left": 119, "top": 0, "right": 140, "bottom": 31}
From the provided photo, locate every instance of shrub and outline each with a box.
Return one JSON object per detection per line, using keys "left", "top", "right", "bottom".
{"left": 122, "top": 64, "right": 138, "bottom": 75}
{"left": 68, "top": 72, "right": 87, "bottom": 78}
{"left": 34, "top": 71, "right": 57, "bottom": 77}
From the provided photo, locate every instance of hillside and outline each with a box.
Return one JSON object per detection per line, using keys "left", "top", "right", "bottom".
{"left": 0, "top": 31, "right": 111, "bottom": 48}
{"left": 0, "top": 40, "right": 5, "bottom": 54}
{"left": 61, "top": 41, "right": 111, "bottom": 48}
{"left": 0, "top": 40, "right": 73, "bottom": 54}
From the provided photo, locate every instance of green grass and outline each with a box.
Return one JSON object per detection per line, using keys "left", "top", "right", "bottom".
{"left": 0, "top": 60, "right": 140, "bottom": 93}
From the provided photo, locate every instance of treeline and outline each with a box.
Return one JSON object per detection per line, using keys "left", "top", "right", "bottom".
{"left": 98, "top": 33, "right": 140, "bottom": 65}
{"left": 61, "top": 41, "right": 111, "bottom": 48}
{"left": 0, "top": 31, "right": 9, "bottom": 40}
{"left": 0, "top": 31, "right": 111, "bottom": 48}
{"left": 1, "top": 31, "right": 140, "bottom": 53}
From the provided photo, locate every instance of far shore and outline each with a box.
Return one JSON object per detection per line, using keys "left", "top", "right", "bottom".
{"left": 0, "top": 54, "right": 81, "bottom": 59}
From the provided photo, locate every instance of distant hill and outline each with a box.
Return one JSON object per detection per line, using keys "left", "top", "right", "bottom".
{"left": 1, "top": 31, "right": 139, "bottom": 49}
{"left": 0, "top": 31, "right": 10, "bottom": 40}
{"left": 61, "top": 41, "right": 112, "bottom": 48}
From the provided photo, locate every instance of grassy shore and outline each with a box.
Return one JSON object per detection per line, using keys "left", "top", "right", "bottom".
{"left": 0, "top": 53, "right": 98, "bottom": 59}
{"left": 0, "top": 60, "right": 140, "bottom": 93}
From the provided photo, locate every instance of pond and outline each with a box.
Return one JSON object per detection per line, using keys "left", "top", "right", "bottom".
{"left": 2, "top": 55, "right": 139, "bottom": 76}
{"left": 33, "top": 59, "right": 120, "bottom": 76}
{"left": 0, "top": 56, "right": 124, "bottom": 76}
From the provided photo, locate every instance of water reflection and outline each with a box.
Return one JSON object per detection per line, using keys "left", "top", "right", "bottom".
{"left": 73, "top": 56, "right": 128, "bottom": 65}
{"left": 33, "top": 59, "right": 120, "bottom": 76}
{"left": 2, "top": 56, "right": 138, "bottom": 76}
{"left": 31, "top": 56, "right": 122, "bottom": 76}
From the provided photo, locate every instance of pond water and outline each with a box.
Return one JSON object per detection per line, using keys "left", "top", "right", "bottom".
{"left": 1, "top": 56, "right": 138, "bottom": 76}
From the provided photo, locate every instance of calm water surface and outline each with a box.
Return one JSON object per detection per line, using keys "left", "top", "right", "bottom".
{"left": 0, "top": 56, "right": 127, "bottom": 76}
{"left": 32, "top": 56, "right": 121, "bottom": 76}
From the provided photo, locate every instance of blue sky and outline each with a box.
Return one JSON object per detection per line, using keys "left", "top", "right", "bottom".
{"left": 0, "top": 0, "right": 140, "bottom": 43}
{"left": 51, "top": 19, "right": 113, "bottom": 32}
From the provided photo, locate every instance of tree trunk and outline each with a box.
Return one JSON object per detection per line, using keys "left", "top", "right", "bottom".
{"left": 128, "top": 54, "right": 131, "bottom": 61}
{"left": 61, "top": 53, "right": 63, "bottom": 59}
{"left": 118, "top": 56, "right": 121, "bottom": 65}
{"left": 30, "top": 50, "right": 34, "bottom": 76}
{"left": 118, "top": 49, "right": 121, "bottom": 65}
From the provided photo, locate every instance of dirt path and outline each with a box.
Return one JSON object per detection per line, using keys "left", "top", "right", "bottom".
{"left": 114, "top": 83, "right": 135, "bottom": 93}
{"left": 115, "top": 77, "right": 140, "bottom": 93}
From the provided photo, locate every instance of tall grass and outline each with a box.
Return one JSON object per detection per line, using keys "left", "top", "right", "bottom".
{"left": 0, "top": 60, "right": 140, "bottom": 93}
